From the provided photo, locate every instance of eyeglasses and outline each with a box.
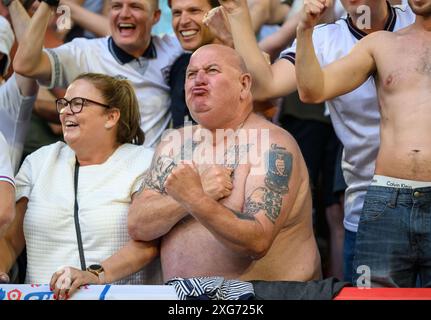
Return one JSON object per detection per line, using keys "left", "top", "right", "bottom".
{"left": 56, "top": 97, "right": 111, "bottom": 115}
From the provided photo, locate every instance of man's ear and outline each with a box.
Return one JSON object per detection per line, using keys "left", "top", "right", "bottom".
{"left": 104, "top": 108, "right": 121, "bottom": 129}
{"left": 239, "top": 73, "right": 252, "bottom": 101}
{"left": 152, "top": 9, "right": 161, "bottom": 26}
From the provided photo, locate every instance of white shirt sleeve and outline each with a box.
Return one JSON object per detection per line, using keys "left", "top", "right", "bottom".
{"left": 0, "top": 133, "right": 14, "bottom": 187}
{"left": 14, "top": 147, "right": 36, "bottom": 200}
{"left": 0, "top": 74, "right": 35, "bottom": 121}
{"left": 279, "top": 25, "right": 327, "bottom": 65}
{"left": 43, "top": 38, "right": 91, "bottom": 89}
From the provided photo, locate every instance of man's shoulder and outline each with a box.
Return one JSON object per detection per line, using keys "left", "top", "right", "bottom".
{"left": 359, "top": 30, "right": 396, "bottom": 47}
{"left": 251, "top": 116, "right": 299, "bottom": 154}
{"left": 151, "top": 34, "right": 183, "bottom": 57}
{"left": 55, "top": 36, "right": 108, "bottom": 50}
{"left": 269, "top": 127, "right": 299, "bottom": 154}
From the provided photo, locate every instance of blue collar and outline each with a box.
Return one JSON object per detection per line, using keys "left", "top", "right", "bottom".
{"left": 345, "top": 1, "right": 396, "bottom": 40}
{"left": 108, "top": 36, "right": 157, "bottom": 64}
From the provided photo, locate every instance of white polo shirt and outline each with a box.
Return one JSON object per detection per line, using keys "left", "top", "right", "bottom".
{"left": 280, "top": 2, "right": 415, "bottom": 232}
{"left": 0, "top": 74, "right": 36, "bottom": 173}
{"left": 0, "top": 132, "right": 14, "bottom": 187}
{"left": 44, "top": 35, "right": 183, "bottom": 147}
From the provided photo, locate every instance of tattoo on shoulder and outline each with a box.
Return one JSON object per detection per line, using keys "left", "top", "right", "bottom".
{"left": 243, "top": 144, "right": 293, "bottom": 224}
{"left": 142, "top": 155, "right": 176, "bottom": 194}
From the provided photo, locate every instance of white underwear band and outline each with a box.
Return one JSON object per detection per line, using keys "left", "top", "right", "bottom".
{"left": 371, "top": 175, "right": 431, "bottom": 189}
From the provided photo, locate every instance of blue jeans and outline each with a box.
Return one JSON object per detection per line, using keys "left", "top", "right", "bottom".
{"left": 343, "top": 229, "right": 356, "bottom": 283}
{"left": 352, "top": 185, "right": 431, "bottom": 287}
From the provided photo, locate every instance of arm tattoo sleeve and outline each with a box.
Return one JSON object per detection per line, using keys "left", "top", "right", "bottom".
{"left": 139, "top": 138, "right": 199, "bottom": 195}
{"left": 230, "top": 209, "right": 256, "bottom": 221}
{"left": 243, "top": 144, "right": 293, "bottom": 224}
{"left": 141, "top": 156, "right": 176, "bottom": 194}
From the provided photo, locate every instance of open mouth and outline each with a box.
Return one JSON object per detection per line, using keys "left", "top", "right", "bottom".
{"left": 65, "top": 120, "right": 79, "bottom": 128}
{"left": 180, "top": 30, "right": 198, "bottom": 38}
{"left": 118, "top": 23, "right": 136, "bottom": 35}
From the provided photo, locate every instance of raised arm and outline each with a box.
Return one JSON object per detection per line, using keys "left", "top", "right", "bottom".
{"left": 128, "top": 134, "right": 233, "bottom": 242}
{"left": 215, "top": 0, "right": 297, "bottom": 100}
{"left": 164, "top": 138, "right": 296, "bottom": 259}
{"left": 295, "top": 0, "right": 376, "bottom": 103}
{"left": 60, "top": 0, "right": 110, "bottom": 37}
{"left": 6, "top": 0, "right": 39, "bottom": 97}
{"left": 13, "top": 1, "right": 53, "bottom": 83}
{"left": 8, "top": 0, "right": 31, "bottom": 41}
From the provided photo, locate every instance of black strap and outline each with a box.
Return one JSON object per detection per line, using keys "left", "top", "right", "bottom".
{"left": 73, "top": 161, "right": 86, "bottom": 271}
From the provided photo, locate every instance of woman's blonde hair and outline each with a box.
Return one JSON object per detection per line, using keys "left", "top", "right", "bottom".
{"left": 74, "top": 73, "right": 145, "bottom": 145}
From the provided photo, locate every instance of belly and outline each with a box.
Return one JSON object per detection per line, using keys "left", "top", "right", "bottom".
{"left": 161, "top": 216, "right": 252, "bottom": 281}
{"left": 376, "top": 140, "right": 431, "bottom": 181}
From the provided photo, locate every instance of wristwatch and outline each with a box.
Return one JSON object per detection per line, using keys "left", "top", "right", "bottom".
{"left": 86, "top": 264, "right": 105, "bottom": 284}
{"left": 41, "top": 0, "right": 60, "bottom": 7}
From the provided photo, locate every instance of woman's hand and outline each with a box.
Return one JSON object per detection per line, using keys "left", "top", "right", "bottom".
{"left": 50, "top": 266, "right": 100, "bottom": 300}
{"left": 0, "top": 271, "right": 10, "bottom": 284}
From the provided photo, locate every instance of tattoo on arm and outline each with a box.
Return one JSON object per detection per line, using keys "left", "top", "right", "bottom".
{"left": 242, "top": 144, "right": 293, "bottom": 224}
{"left": 139, "top": 138, "right": 199, "bottom": 195}
{"left": 142, "top": 156, "right": 176, "bottom": 194}
{"left": 230, "top": 209, "right": 256, "bottom": 221}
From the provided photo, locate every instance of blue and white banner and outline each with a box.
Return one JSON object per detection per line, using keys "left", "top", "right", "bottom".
{"left": 0, "top": 284, "right": 178, "bottom": 300}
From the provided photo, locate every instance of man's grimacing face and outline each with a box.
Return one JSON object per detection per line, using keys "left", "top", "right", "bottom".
{"left": 185, "top": 46, "right": 249, "bottom": 129}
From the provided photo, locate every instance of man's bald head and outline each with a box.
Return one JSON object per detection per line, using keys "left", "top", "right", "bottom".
{"left": 192, "top": 44, "right": 249, "bottom": 75}
{"left": 185, "top": 44, "right": 253, "bottom": 130}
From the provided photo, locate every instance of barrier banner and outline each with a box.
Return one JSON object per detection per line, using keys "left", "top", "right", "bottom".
{"left": 0, "top": 284, "right": 179, "bottom": 300}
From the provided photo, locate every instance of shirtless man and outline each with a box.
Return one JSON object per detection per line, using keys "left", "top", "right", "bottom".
{"left": 216, "top": 0, "right": 415, "bottom": 283}
{"left": 129, "top": 44, "right": 321, "bottom": 282}
{"left": 295, "top": 0, "right": 431, "bottom": 287}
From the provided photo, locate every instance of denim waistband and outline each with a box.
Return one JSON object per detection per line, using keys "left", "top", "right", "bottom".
{"left": 366, "top": 185, "right": 431, "bottom": 206}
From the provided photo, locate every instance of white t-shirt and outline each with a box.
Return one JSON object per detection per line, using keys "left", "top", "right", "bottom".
{"left": 280, "top": 3, "right": 415, "bottom": 232}
{"left": 15, "top": 142, "right": 161, "bottom": 285}
{"left": 288, "top": 0, "right": 346, "bottom": 21}
{"left": 0, "top": 132, "right": 14, "bottom": 187}
{"left": 44, "top": 35, "right": 183, "bottom": 147}
{"left": 0, "top": 74, "right": 36, "bottom": 173}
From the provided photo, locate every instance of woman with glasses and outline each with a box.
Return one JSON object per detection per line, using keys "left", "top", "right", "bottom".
{"left": 0, "top": 73, "right": 161, "bottom": 298}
